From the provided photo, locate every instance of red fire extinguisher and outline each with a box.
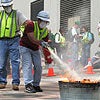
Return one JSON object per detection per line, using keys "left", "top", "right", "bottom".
{"left": 42, "top": 48, "right": 53, "bottom": 64}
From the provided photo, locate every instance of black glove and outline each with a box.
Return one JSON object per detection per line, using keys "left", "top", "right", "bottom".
{"left": 40, "top": 41, "right": 49, "bottom": 48}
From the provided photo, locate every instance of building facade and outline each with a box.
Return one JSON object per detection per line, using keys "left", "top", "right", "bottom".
{"left": 31, "top": 0, "right": 100, "bottom": 56}
{"left": 0, "top": 0, "right": 100, "bottom": 56}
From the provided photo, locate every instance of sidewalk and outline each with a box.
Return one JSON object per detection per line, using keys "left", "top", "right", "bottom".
{"left": 0, "top": 64, "right": 100, "bottom": 100}
{"left": 0, "top": 67, "right": 61, "bottom": 100}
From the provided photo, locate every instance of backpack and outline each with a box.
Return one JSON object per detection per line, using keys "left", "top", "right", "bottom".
{"left": 88, "top": 32, "right": 94, "bottom": 44}
{"left": 66, "top": 28, "right": 74, "bottom": 42}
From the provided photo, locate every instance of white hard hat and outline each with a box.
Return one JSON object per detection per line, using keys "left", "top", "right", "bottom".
{"left": 37, "top": 10, "right": 50, "bottom": 22}
{"left": 1, "top": 0, "right": 13, "bottom": 6}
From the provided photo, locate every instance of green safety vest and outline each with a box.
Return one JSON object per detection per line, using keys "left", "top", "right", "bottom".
{"left": 82, "top": 32, "right": 90, "bottom": 44}
{"left": 55, "top": 32, "right": 66, "bottom": 47}
{"left": 20, "top": 25, "right": 25, "bottom": 33}
{"left": 59, "top": 34, "right": 66, "bottom": 47}
{"left": 60, "top": 35, "right": 65, "bottom": 43}
{"left": 0, "top": 10, "right": 17, "bottom": 38}
{"left": 34, "top": 21, "right": 48, "bottom": 40}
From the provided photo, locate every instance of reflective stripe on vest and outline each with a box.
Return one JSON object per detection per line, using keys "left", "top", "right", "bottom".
{"left": 0, "top": 10, "right": 17, "bottom": 38}
{"left": 34, "top": 21, "right": 48, "bottom": 40}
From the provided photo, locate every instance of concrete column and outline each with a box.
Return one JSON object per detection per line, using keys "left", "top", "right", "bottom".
{"left": 91, "top": 0, "right": 100, "bottom": 56}
{"left": 44, "top": 0, "right": 60, "bottom": 33}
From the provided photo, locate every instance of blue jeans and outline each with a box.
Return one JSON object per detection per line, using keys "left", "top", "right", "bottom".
{"left": 71, "top": 42, "right": 78, "bottom": 67}
{"left": 91, "top": 57, "right": 100, "bottom": 69}
{"left": 81, "top": 44, "right": 91, "bottom": 66}
{"left": 0, "top": 37, "right": 20, "bottom": 85}
{"left": 20, "top": 46, "right": 42, "bottom": 86}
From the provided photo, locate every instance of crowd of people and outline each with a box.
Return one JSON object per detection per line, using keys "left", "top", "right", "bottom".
{"left": 49, "top": 21, "right": 95, "bottom": 69}
{"left": 0, "top": 0, "right": 100, "bottom": 94}
{"left": 49, "top": 21, "right": 100, "bottom": 71}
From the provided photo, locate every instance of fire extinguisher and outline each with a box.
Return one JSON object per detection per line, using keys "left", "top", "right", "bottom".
{"left": 42, "top": 48, "right": 53, "bottom": 64}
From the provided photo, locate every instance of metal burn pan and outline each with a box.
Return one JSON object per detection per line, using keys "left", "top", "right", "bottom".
{"left": 58, "top": 81, "right": 100, "bottom": 100}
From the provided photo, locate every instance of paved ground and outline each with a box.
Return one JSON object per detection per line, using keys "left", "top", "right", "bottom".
{"left": 0, "top": 67, "right": 61, "bottom": 100}
{"left": 0, "top": 79, "right": 60, "bottom": 100}
{"left": 0, "top": 65, "right": 100, "bottom": 100}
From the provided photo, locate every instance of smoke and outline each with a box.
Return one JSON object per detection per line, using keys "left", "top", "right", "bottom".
{"left": 47, "top": 46, "right": 100, "bottom": 82}
{"left": 47, "top": 47, "right": 82, "bottom": 81}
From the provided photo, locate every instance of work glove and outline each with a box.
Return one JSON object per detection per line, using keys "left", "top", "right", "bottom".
{"left": 40, "top": 41, "right": 49, "bottom": 48}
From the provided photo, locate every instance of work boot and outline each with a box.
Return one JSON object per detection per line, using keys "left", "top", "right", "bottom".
{"left": 33, "top": 86, "right": 43, "bottom": 92}
{"left": 0, "top": 84, "right": 6, "bottom": 89}
{"left": 12, "top": 84, "right": 19, "bottom": 91}
{"left": 25, "top": 83, "right": 36, "bottom": 93}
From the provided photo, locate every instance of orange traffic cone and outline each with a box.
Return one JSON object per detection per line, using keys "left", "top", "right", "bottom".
{"left": 46, "top": 67, "right": 56, "bottom": 77}
{"left": 86, "top": 58, "right": 95, "bottom": 74}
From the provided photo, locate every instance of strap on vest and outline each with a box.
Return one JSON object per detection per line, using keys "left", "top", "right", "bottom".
{"left": 0, "top": 11, "right": 4, "bottom": 33}
{"left": 39, "top": 28, "right": 47, "bottom": 40}
{"left": 10, "top": 10, "right": 15, "bottom": 37}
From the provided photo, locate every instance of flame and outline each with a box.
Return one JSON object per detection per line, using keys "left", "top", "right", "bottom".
{"left": 60, "top": 71, "right": 77, "bottom": 82}
{"left": 60, "top": 72, "right": 99, "bottom": 83}
{"left": 47, "top": 46, "right": 100, "bottom": 84}
{"left": 60, "top": 68, "right": 83, "bottom": 82}
{"left": 81, "top": 79, "right": 99, "bottom": 83}
{"left": 60, "top": 74, "right": 69, "bottom": 82}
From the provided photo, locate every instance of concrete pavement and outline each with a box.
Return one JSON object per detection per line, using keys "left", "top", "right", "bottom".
{"left": 0, "top": 64, "right": 100, "bottom": 100}
{"left": 0, "top": 67, "right": 61, "bottom": 100}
